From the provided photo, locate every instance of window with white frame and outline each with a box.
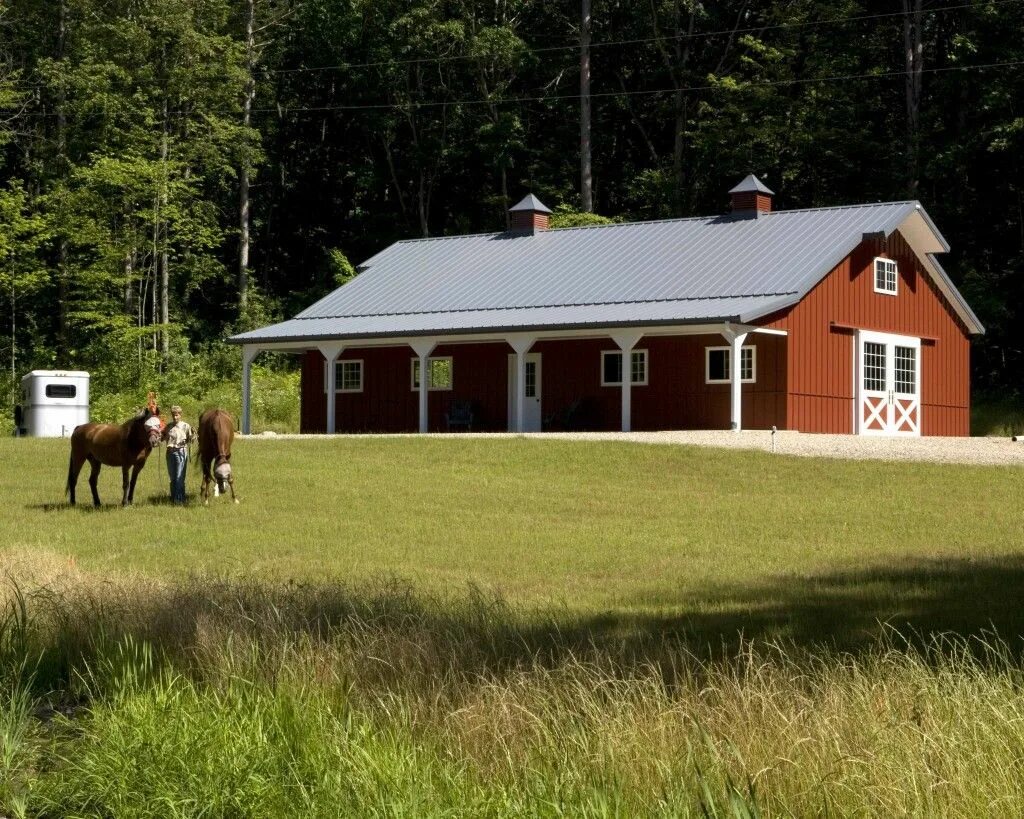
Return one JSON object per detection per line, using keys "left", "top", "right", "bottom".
{"left": 705, "top": 346, "right": 756, "bottom": 384}
{"left": 600, "top": 350, "right": 648, "bottom": 386}
{"left": 874, "top": 257, "right": 898, "bottom": 295}
{"left": 410, "top": 356, "right": 453, "bottom": 390}
{"left": 323, "top": 359, "right": 364, "bottom": 393}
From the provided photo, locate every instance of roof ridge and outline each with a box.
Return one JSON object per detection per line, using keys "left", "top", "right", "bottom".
{"left": 382, "top": 200, "right": 920, "bottom": 246}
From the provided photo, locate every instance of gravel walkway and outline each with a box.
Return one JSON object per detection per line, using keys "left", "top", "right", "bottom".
{"left": 243, "top": 429, "right": 1024, "bottom": 466}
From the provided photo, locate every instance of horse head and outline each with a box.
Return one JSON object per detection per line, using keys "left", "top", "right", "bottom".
{"left": 139, "top": 407, "right": 163, "bottom": 449}
{"left": 214, "top": 456, "right": 232, "bottom": 493}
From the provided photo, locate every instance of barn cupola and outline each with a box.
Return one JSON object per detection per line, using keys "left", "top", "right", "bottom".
{"left": 729, "top": 174, "right": 775, "bottom": 218}
{"left": 509, "top": 194, "right": 552, "bottom": 233}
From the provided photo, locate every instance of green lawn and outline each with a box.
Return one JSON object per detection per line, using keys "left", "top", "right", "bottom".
{"left": 4, "top": 436, "right": 1024, "bottom": 815}
{"left": 5, "top": 435, "right": 1023, "bottom": 649}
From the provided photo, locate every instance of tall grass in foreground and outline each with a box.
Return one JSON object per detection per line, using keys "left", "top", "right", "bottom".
{"left": 3, "top": 566, "right": 1024, "bottom": 816}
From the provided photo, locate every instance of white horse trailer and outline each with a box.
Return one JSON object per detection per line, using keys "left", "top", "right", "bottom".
{"left": 14, "top": 370, "right": 90, "bottom": 437}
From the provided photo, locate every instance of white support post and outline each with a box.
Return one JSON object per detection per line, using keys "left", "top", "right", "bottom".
{"left": 506, "top": 334, "right": 536, "bottom": 432}
{"left": 611, "top": 331, "right": 643, "bottom": 433}
{"left": 410, "top": 339, "right": 438, "bottom": 433}
{"left": 317, "top": 342, "right": 345, "bottom": 434}
{"left": 241, "top": 345, "right": 260, "bottom": 435}
{"left": 721, "top": 325, "right": 748, "bottom": 431}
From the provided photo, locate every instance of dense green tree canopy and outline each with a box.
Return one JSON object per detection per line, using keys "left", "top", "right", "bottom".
{"left": 0, "top": 0, "right": 1020, "bottom": 405}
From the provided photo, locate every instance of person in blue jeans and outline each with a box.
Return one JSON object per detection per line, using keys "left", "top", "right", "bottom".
{"left": 162, "top": 406, "right": 194, "bottom": 504}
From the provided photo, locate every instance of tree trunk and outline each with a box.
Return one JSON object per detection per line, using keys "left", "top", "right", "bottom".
{"left": 580, "top": 0, "right": 593, "bottom": 212}
{"left": 9, "top": 269, "right": 15, "bottom": 387}
{"left": 56, "top": 0, "right": 69, "bottom": 351}
{"left": 159, "top": 94, "right": 169, "bottom": 359}
{"left": 903, "top": 0, "right": 923, "bottom": 197}
{"left": 239, "top": 0, "right": 255, "bottom": 313}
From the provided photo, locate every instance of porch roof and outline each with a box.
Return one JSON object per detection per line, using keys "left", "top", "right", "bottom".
{"left": 230, "top": 200, "right": 983, "bottom": 346}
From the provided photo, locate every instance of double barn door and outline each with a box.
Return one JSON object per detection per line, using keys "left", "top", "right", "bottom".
{"left": 856, "top": 330, "right": 921, "bottom": 436}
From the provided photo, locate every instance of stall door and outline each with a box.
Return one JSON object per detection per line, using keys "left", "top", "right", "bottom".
{"left": 856, "top": 331, "right": 921, "bottom": 436}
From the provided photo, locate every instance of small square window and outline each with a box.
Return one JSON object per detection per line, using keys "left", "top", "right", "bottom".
{"left": 601, "top": 350, "right": 648, "bottom": 386}
{"left": 324, "top": 359, "right": 364, "bottom": 393}
{"left": 411, "top": 357, "right": 454, "bottom": 391}
{"left": 706, "top": 346, "right": 756, "bottom": 384}
{"left": 874, "top": 257, "right": 898, "bottom": 295}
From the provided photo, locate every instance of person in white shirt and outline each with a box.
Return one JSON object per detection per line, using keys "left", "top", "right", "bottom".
{"left": 162, "top": 405, "right": 194, "bottom": 504}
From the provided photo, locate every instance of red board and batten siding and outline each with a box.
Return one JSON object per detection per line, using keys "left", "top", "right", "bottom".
{"left": 301, "top": 334, "right": 787, "bottom": 433}
{"left": 759, "top": 231, "right": 971, "bottom": 435}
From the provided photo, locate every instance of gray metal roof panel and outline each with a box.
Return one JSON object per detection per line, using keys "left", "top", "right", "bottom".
{"left": 230, "top": 200, "right": 979, "bottom": 344}
{"left": 728, "top": 174, "right": 775, "bottom": 195}
{"left": 509, "top": 194, "right": 552, "bottom": 213}
{"left": 295, "top": 202, "right": 918, "bottom": 319}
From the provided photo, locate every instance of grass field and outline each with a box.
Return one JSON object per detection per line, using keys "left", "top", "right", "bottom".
{"left": 2, "top": 436, "right": 1024, "bottom": 815}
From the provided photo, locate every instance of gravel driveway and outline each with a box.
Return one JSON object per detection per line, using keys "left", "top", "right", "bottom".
{"left": 245, "top": 429, "right": 1024, "bottom": 466}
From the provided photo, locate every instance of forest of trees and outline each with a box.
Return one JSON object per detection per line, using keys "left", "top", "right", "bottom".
{"left": 0, "top": 0, "right": 1021, "bottom": 417}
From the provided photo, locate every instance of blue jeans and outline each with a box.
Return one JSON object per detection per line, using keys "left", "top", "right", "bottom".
{"left": 166, "top": 448, "right": 188, "bottom": 504}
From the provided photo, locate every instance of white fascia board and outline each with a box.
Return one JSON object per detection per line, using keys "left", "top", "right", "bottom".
{"left": 232, "top": 322, "right": 744, "bottom": 354}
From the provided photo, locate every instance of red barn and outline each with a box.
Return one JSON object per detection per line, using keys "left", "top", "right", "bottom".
{"left": 230, "top": 176, "right": 983, "bottom": 437}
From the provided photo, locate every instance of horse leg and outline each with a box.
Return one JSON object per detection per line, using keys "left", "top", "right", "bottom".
{"left": 126, "top": 462, "right": 144, "bottom": 505}
{"left": 201, "top": 458, "right": 211, "bottom": 506}
{"left": 67, "top": 451, "right": 86, "bottom": 506}
{"left": 87, "top": 456, "right": 102, "bottom": 507}
{"left": 228, "top": 475, "right": 238, "bottom": 504}
{"left": 121, "top": 464, "right": 131, "bottom": 506}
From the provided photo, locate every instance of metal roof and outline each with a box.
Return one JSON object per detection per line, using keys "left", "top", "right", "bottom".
{"left": 230, "top": 200, "right": 983, "bottom": 345}
{"left": 728, "top": 174, "right": 775, "bottom": 195}
{"left": 509, "top": 194, "right": 552, "bottom": 213}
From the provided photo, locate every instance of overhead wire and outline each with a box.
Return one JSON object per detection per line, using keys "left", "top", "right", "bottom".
{"left": 2, "top": 0, "right": 1021, "bottom": 91}
{"left": 7, "top": 57, "right": 1024, "bottom": 121}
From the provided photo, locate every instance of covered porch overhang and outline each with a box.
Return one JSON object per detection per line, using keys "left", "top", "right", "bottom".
{"left": 235, "top": 321, "right": 787, "bottom": 436}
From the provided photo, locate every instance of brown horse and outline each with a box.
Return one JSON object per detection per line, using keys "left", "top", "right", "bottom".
{"left": 67, "top": 407, "right": 163, "bottom": 506}
{"left": 198, "top": 408, "right": 238, "bottom": 504}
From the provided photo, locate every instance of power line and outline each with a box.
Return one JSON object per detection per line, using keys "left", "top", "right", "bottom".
{"left": 8, "top": 57, "right": 1023, "bottom": 120}
{"left": 250, "top": 59, "right": 1024, "bottom": 115}
{"left": 270, "top": 0, "right": 1021, "bottom": 75}
{"left": 4, "top": 0, "right": 1021, "bottom": 91}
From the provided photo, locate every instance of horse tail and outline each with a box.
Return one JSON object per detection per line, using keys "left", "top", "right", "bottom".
{"left": 65, "top": 449, "right": 74, "bottom": 498}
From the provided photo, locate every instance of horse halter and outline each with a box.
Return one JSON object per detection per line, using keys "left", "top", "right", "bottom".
{"left": 143, "top": 414, "right": 163, "bottom": 447}
{"left": 214, "top": 454, "right": 232, "bottom": 482}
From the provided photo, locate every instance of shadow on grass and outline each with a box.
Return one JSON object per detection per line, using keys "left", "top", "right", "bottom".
{"left": 29, "top": 494, "right": 198, "bottom": 511}
{"left": 31, "top": 503, "right": 127, "bottom": 513}
{"left": 608, "top": 555, "right": 1024, "bottom": 656}
{"left": 9, "top": 555, "right": 1024, "bottom": 695}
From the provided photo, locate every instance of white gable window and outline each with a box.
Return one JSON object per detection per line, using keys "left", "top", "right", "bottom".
{"left": 323, "top": 359, "right": 364, "bottom": 393}
{"left": 601, "top": 350, "right": 648, "bottom": 386}
{"left": 411, "top": 357, "right": 453, "bottom": 390}
{"left": 705, "top": 346, "right": 756, "bottom": 384}
{"left": 874, "top": 257, "right": 898, "bottom": 295}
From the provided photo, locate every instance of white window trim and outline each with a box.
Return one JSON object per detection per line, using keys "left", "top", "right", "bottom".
{"left": 600, "top": 349, "right": 649, "bottom": 386}
{"left": 410, "top": 356, "right": 454, "bottom": 391}
{"left": 705, "top": 346, "right": 757, "bottom": 384}
{"left": 322, "top": 359, "right": 364, "bottom": 393}
{"left": 873, "top": 256, "right": 898, "bottom": 296}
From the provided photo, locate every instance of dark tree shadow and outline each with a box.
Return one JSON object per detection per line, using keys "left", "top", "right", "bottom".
{"left": 12, "top": 555, "right": 1024, "bottom": 699}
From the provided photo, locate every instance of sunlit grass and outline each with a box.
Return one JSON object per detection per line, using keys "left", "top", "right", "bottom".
{"left": 2, "top": 436, "right": 1023, "bottom": 815}
{"left": 4, "top": 436, "right": 1021, "bottom": 613}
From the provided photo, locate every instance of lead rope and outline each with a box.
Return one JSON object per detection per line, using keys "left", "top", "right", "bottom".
{"left": 154, "top": 437, "right": 163, "bottom": 499}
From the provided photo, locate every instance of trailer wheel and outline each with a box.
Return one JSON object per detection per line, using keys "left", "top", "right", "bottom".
{"left": 14, "top": 404, "right": 23, "bottom": 429}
